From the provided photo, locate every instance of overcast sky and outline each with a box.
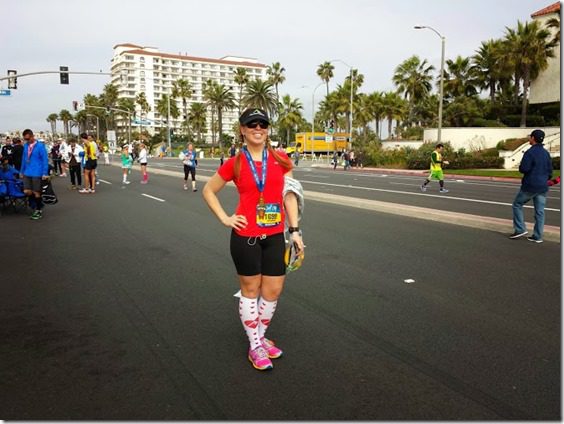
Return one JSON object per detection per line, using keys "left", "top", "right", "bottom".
{"left": 0, "top": 0, "right": 554, "bottom": 133}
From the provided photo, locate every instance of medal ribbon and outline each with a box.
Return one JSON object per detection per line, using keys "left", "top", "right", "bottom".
{"left": 242, "top": 146, "right": 267, "bottom": 195}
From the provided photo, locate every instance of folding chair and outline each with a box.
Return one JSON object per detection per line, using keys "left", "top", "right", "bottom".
{"left": 6, "top": 179, "right": 28, "bottom": 213}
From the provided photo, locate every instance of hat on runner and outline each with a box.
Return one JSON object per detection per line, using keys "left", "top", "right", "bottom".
{"left": 529, "top": 129, "right": 545, "bottom": 144}
{"left": 239, "top": 108, "right": 270, "bottom": 126}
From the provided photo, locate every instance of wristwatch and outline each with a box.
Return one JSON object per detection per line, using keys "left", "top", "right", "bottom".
{"left": 288, "top": 227, "right": 300, "bottom": 234}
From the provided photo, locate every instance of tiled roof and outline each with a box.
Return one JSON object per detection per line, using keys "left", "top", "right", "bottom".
{"left": 113, "top": 43, "right": 144, "bottom": 49}
{"left": 531, "top": 2, "right": 560, "bottom": 17}
{"left": 119, "top": 49, "right": 266, "bottom": 68}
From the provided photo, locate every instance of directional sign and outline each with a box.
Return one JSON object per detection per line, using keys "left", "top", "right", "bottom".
{"left": 0, "top": 89, "right": 11, "bottom": 96}
{"left": 133, "top": 119, "right": 152, "bottom": 125}
{"left": 325, "top": 134, "right": 333, "bottom": 143}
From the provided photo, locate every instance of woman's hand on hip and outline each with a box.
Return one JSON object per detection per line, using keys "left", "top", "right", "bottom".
{"left": 222, "top": 214, "right": 248, "bottom": 230}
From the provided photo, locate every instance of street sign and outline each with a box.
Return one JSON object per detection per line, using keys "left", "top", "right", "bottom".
{"left": 133, "top": 119, "right": 152, "bottom": 125}
{"left": 0, "top": 89, "right": 11, "bottom": 96}
{"left": 106, "top": 130, "right": 116, "bottom": 142}
{"left": 325, "top": 134, "right": 333, "bottom": 143}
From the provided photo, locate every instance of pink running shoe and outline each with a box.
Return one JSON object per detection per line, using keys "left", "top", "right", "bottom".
{"left": 248, "top": 346, "right": 273, "bottom": 371}
{"left": 261, "top": 337, "right": 283, "bottom": 359}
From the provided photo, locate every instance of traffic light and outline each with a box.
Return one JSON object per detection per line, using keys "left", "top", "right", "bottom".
{"left": 328, "top": 119, "right": 335, "bottom": 134}
{"left": 7, "top": 70, "right": 17, "bottom": 89}
{"left": 59, "top": 66, "right": 69, "bottom": 84}
{"left": 72, "top": 101, "right": 78, "bottom": 111}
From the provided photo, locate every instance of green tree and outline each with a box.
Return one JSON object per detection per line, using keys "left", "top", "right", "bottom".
{"left": 156, "top": 94, "right": 180, "bottom": 130}
{"left": 473, "top": 39, "right": 511, "bottom": 102}
{"left": 277, "top": 95, "right": 303, "bottom": 146}
{"left": 135, "top": 92, "right": 150, "bottom": 116}
{"left": 381, "top": 92, "right": 407, "bottom": 138}
{"left": 393, "top": 55, "right": 435, "bottom": 123}
{"left": 46, "top": 113, "right": 58, "bottom": 137}
{"left": 189, "top": 102, "right": 207, "bottom": 144}
{"left": 172, "top": 78, "right": 193, "bottom": 136}
{"left": 100, "top": 83, "right": 119, "bottom": 129}
{"left": 367, "top": 92, "right": 384, "bottom": 138}
{"left": 206, "top": 82, "right": 236, "bottom": 149}
{"left": 504, "top": 20, "right": 556, "bottom": 126}
{"left": 266, "top": 62, "right": 286, "bottom": 104}
{"left": 442, "top": 55, "right": 479, "bottom": 100}
{"left": 317, "top": 61, "right": 335, "bottom": 97}
{"left": 58, "top": 109, "right": 73, "bottom": 136}
{"left": 241, "top": 79, "right": 278, "bottom": 116}
{"left": 233, "top": 67, "right": 249, "bottom": 117}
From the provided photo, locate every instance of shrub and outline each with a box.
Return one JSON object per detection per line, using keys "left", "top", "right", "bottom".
{"left": 472, "top": 118, "right": 506, "bottom": 127}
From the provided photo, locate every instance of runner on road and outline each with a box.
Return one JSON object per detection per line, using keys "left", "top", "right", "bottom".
{"left": 121, "top": 145, "right": 133, "bottom": 185}
{"left": 138, "top": 142, "right": 149, "bottom": 184}
{"left": 180, "top": 143, "right": 198, "bottom": 192}
{"left": 420, "top": 143, "right": 449, "bottom": 193}
{"left": 79, "top": 133, "right": 97, "bottom": 193}
{"left": 203, "top": 108, "right": 304, "bottom": 371}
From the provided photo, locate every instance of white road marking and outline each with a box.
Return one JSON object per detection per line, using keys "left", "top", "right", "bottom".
{"left": 300, "top": 180, "right": 561, "bottom": 212}
{"left": 98, "top": 179, "right": 112, "bottom": 185}
{"left": 389, "top": 182, "right": 418, "bottom": 187}
{"left": 141, "top": 193, "right": 166, "bottom": 202}
{"left": 404, "top": 279, "right": 415, "bottom": 284}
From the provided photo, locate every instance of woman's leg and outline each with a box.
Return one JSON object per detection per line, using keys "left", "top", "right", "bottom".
{"left": 238, "top": 274, "right": 262, "bottom": 350}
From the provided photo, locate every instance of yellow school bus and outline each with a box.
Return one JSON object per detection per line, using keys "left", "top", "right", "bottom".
{"left": 285, "top": 132, "right": 351, "bottom": 155}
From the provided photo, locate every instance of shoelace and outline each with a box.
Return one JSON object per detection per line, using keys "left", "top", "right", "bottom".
{"left": 253, "top": 347, "right": 268, "bottom": 359}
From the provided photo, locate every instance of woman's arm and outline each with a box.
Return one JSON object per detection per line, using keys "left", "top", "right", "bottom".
{"left": 283, "top": 171, "right": 305, "bottom": 254}
{"left": 203, "top": 173, "right": 248, "bottom": 231}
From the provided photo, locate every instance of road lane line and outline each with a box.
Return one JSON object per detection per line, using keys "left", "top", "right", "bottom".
{"left": 141, "top": 193, "right": 166, "bottom": 202}
{"left": 98, "top": 179, "right": 112, "bottom": 185}
{"left": 300, "top": 180, "right": 561, "bottom": 212}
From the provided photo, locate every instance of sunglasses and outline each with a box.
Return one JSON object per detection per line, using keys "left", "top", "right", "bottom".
{"left": 245, "top": 121, "right": 269, "bottom": 129}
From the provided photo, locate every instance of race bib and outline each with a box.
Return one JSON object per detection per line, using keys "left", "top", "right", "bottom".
{"left": 257, "top": 203, "right": 281, "bottom": 227}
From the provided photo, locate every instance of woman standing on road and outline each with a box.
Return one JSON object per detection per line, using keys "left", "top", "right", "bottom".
{"left": 180, "top": 143, "right": 198, "bottom": 192}
{"left": 203, "top": 108, "right": 305, "bottom": 371}
{"left": 138, "top": 142, "right": 148, "bottom": 184}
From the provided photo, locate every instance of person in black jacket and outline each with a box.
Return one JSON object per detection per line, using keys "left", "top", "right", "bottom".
{"left": 509, "top": 129, "right": 553, "bottom": 243}
{"left": 11, "top": 138, "right": 23, "bottom": 172}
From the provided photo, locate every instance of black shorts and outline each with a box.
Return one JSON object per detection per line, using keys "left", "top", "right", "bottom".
{"left": 23, "top": 176, "right": 42, "bottom": 192}
{"left": 230, "top": 231, "right": 286, "bottom": 276}
{"left": 84, "top": 159, "right": 97, "bottom": 170}
{"left": 184, "top": 165, "right": 196, "bottom": 181}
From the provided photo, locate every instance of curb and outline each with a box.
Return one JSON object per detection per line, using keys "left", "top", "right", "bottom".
{"left": 111, "top": 163, "right": 560, "bottom": 243}
{"left": 310, "top": 164, "right": 522, "bottom": 183}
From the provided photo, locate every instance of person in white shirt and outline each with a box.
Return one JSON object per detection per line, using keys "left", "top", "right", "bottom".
{"left": 138, "top": 143, "right": 148, "bottom": 184}
{"left": 58, "top": 138, "right": 69, "bottom": 177}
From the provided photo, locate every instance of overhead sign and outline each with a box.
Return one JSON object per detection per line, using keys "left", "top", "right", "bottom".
{"left": 133, "top": 119, "right": 152, "bottom": 125}
{"left": 0, "top": 89, "right": 11, "bottom": 96}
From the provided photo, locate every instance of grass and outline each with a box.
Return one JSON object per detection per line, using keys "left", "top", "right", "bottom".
{"left": 443, "top": 169, "right": 561, "bottom": 178}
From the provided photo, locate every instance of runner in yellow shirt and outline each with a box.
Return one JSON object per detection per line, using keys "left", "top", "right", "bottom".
{"left": 420, "top": 143, "right": 449, "bottom": 193}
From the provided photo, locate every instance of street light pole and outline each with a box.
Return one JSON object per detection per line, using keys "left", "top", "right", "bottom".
{"left": 330, "top": 59, "right": 354, "bottom": 148}
{"left": 167, "top": 91, "right": 172, "bottom": 157}
{"left": 414, "top": 25, "right": 445, "bottom": 144}
{"left": 311, "top": 82, "right": 324, "bottom": 160}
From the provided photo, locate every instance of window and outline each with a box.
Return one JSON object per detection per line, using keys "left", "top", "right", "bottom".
{"left": 140, "top": 57, "right": 145, "bottom": 62}
{"left": 141, "top": 85, "right": 146, "bottom": 90}
{"left": 140, "top": 64, "right": 145, "bottom": 68}
{"left": 140, "top": 78, "right": 145, "bottom": 82}
{"left": 125, "top": 55, "right": 134, "bottom": 60}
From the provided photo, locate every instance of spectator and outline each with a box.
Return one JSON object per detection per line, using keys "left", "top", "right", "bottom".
{"left": 11, "top": 138, "right": 23, "bottom": 172}
{"left": 1, "top": 136, "right": 14, "bottom": 165}
{"left": 19, "top": 129, "right": 49, "bottom": 220}
{"left": 66, "top": 138, "right": 83, "bottom": 190}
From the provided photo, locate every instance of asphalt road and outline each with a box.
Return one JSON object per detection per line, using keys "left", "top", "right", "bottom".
{"left": 1, "top": 164, "right": 560, "bottom": 420}
{"left": 149, "top": 157, "right": 561, "bottom": 227}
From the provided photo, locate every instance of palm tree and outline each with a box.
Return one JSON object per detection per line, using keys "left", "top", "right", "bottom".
{"left": 46, "top": 113, "right": 58, "bottom": 137}
{"left": 203, "top": 80, "right": 218, "bottom": 145}
{"left": 277, "top": 95, "right": 303, "bottom": 146}
{"left": 317, "top": 91, "right": 341, "bottom": 132}
{"left": 367, "top": 92, "right": 384, "bottom": 138}
{"left": 442, "top": 55, "right": 479, "bottom": 100}
{"left": 135, "top": 92, "right": 151, "bottom": 138}
{"left": 473, "top": 39, "right": 508, "bottom": 102}
{"left": 266, "top": 62, "right": 286, "bottom": 104}
{"left": 156, "top": 94, "right": 180, "bottom": 130}
{"left": 172, "top": 78, "right": 193, "bottom": 137}
{"left": 504, "top": 20, "right": 556, "bottom": 126}
{"left": 382, "top": 92, "right": 407, "bottom": 138}
{"left": 74, "top": 110, "right": 90, "bottom": 135}
{"left": 116, "top": 97, "right": 135, "bottom": 141}
{"left": 546, "top": 15, "right": 560, "bottom": 46}
{"left": 317, "top": 61, "right": 335, "bottom": 97}
{"left": 233, "top": 67, "right": 249, "bottom": 117}
{"left": 100, "top": 83, "right": 119, "bottom": 130}
{"left": 241, "top": 79, "right": 278, "bottom": 116}
{"left": 58, "top": 109, "right": 73, "bottom": 136}
{"left": 393, "top": 55, "right": 435, "bottom": 123}
{"left": 353, "top": 93, "right": 373, "bottom": 136}
{"left": 189, "top": 102, "right": 207, "bottom": 143}
{"left": 207, "top": 83, "right": 236, "bottom": 149}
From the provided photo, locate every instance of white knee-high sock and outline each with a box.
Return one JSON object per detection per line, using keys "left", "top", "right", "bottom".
{"left": 258, "top": 298, "right": 278, "bottom": 340}
{"left": 239, "top": 296, "right": 260, "bottom": 350}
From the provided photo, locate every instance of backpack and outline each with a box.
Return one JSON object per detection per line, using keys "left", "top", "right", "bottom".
{"left": 41, "top": 179, "right": 58, "bottom": 205}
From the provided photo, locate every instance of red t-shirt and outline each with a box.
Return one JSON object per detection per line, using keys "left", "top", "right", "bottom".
{"left": 218, "top": 150, "right": 292, "bottom": 237}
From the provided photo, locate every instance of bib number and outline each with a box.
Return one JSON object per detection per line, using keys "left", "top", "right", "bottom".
{"left": 257, "top": 203, "right": 281, "bottom": 227}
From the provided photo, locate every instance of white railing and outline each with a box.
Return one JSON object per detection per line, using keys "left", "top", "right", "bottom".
{"left": 499, "top": 132, "right": 560, "bottom": 169}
